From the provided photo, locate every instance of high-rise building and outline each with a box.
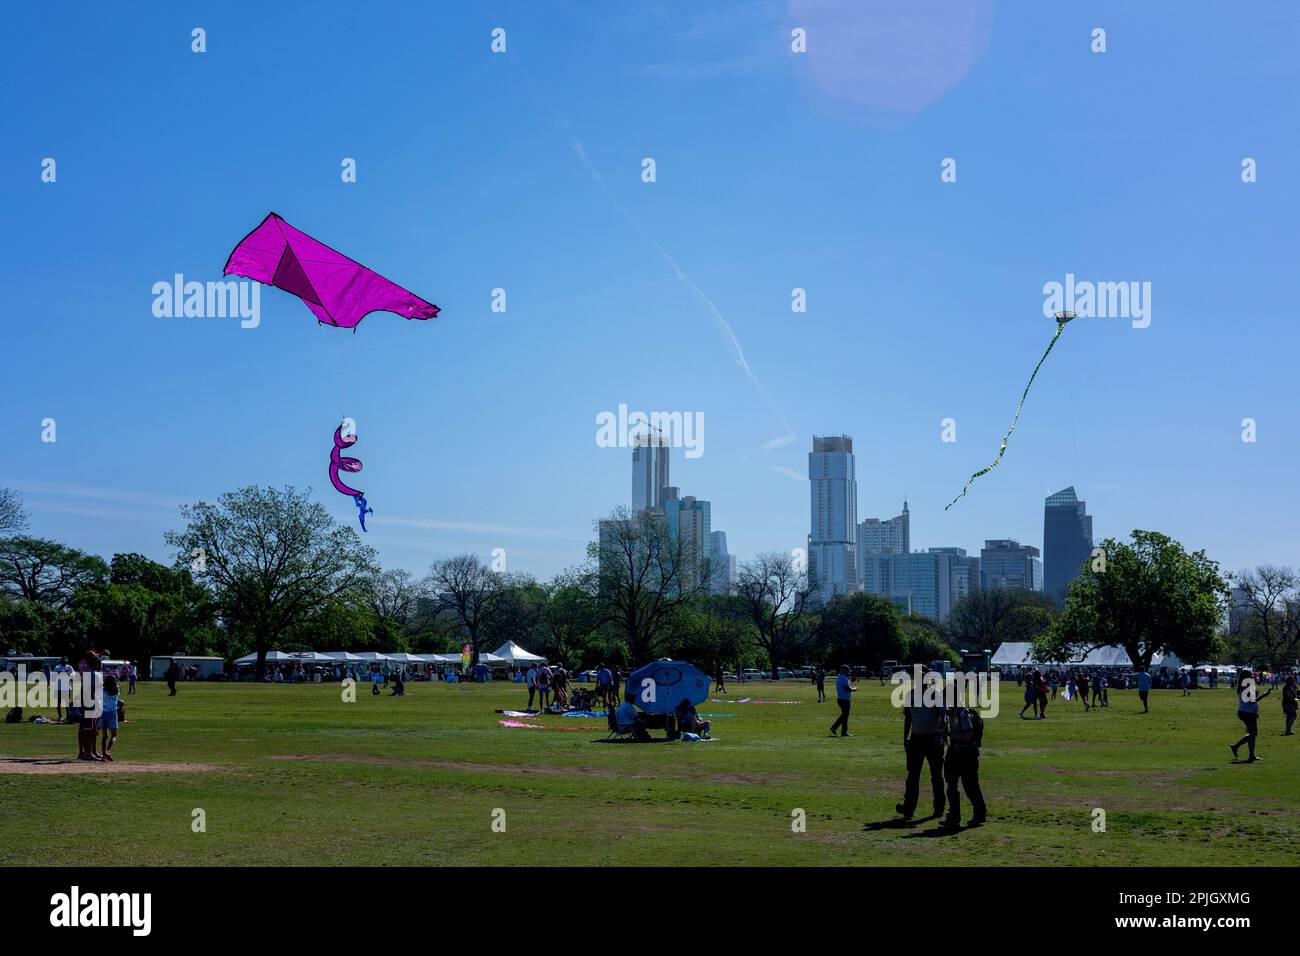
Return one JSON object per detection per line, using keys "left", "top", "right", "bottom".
{"left": 885, "top": 551, "right": 947, "bottom": 620}
{"left": 1043, "top": 486, "right": 1093, "bottom": 605}
{"left": 858, "top": 501, "right": 910, "bottom": 595}
{"left": 662, "top": 493, "right": 712, "bottom": 590}
{"left": 979, "top": 539, "right": 1043, "bottom": 592}
{"left": 631, "top": 431, "right": 670, "bottom": 513}
{"left": 709, "top": 530, "right": 737, "bottom": 595}
{"left": 808, "top": 435, "right": 858, "bottom": 604}
{"left": 929, "top": 547, "right": 981, "bottom": 612}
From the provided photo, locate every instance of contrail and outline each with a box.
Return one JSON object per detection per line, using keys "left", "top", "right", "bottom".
{"left": 568, "top": 135, "right": 796, "bottom": 449}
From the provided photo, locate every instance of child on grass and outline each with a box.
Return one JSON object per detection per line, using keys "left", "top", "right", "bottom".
{"left": 99, "top": 675, "right": 121, "bottom": 761}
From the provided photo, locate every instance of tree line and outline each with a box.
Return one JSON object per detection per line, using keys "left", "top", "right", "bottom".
{"left": 2, "top": 487, "right": 1296, "bottom": 678}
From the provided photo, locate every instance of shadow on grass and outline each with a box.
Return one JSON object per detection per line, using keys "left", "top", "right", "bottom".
{"left": 862, "top": 813, "right": 940, "bottom": 831}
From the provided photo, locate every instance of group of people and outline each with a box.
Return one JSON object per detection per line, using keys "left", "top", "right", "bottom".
{"left": 612, "top": 692, "right": 711, "bottom": 742}
{"left": 1017, "top": 668, "right": 1135, "bottom": 718}
{"left": 58, "top": 652, "right": 126, "bottom": 762}
{"left": 526, "top": 662, "right": 623, "bottom": 713}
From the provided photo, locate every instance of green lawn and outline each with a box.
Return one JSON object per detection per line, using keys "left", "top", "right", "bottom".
{"left": 2, "top": 678, "right": 1296, "bottom": 866}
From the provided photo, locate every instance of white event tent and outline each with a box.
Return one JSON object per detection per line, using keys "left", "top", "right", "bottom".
{"left": 491, "top": 641, "right": 546, "bottom": 665}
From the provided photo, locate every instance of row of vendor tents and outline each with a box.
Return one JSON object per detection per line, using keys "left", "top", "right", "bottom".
{"left": 231, "top": 641, "right": 547, "bottom": 671}
{"left": 990, "top": 642, "right": 1241, "bottom": 674}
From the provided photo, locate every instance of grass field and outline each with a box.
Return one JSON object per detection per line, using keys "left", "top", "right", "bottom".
{"left": 2, "top": 678, "right": 1297, "bottom": 866}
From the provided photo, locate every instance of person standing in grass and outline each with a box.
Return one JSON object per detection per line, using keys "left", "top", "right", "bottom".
{"left": 75, "top": 653, "right": 103, "bottom": 762}
{"left": 526, "top": 664, "right": 539, "bottom": 710}
{"left": 897, "top": 671, "right": 946, "bottom": 820}
{"left": 537, "top": 663, "right": 553, "bottom": 711}
{"left": 127, "top": 661, "right": 137, "bottom": 695}
{"left": 1282, "top": 675, "right": 1296, "bottom": 736}
{"left": 1133, "top": 668, "right": 1151, "bottom": 713}
{"left": 815, "top": 665, "right": 826, "bottom": 703}
{"left": 828, "top": 665, "right": 856, "bottom": 737}
{"left": 1231, "top": 671, "right": 1271, "bottom": 762}
{"left": 1035, "top": 670, "right": 1049, "bottom": 719}
{"left": 99, "top": 675, "right": 120, "bottom": 761}
{"left": 53, "top": 658, "right": 73, "bottom": 723}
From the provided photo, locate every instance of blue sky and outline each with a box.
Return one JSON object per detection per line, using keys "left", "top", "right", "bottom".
{"left": 3, "top": 0, "right": 1297, "bottom": 583}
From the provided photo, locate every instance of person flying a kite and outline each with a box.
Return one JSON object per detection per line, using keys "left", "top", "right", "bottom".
{"left": 223, "top": 213, "right": 439, "bottom": 531}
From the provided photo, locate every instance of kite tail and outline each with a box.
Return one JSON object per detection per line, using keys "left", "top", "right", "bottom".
{"left": 945, "top": 321, "right": 1067, "bottom": 511}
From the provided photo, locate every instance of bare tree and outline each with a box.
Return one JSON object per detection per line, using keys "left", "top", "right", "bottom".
{"left": 424, "top": 554, "right": 508, "bottom": 665}
{"left": 369, "top": 568, "right": 422, "bottom": 629}
{"left": 1231, "top": 565, "right": 1300, "bottom": 670}
{"left": 0, "top": 487, "right": 27, "bottom": 538}
{"left": 591, "top": 507, "right": 712, "bottom": 666}
{"left": 735, "top": 551, "right": 813, "bottom": 679}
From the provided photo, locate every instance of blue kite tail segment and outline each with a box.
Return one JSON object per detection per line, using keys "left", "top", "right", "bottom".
{"left": 354, "top": 493, "right": 373, "bottom": 532}
{"left": 945, "top": 316, "right": 1071, "bottom": 510}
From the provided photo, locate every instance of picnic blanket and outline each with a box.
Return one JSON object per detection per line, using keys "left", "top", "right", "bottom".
{"left": 711, "top": 698, "right": 752, "bottom": 703}
{"left": 498, "top": 720, "right": 604, "bottom": 730}
{"left": 752, "top": 700, "right": 803, "bottom": 705}
{"left": 562, "top": 710, "right": 607, "bottom": 718}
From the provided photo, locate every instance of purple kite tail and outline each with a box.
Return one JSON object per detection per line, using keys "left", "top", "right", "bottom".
{"left": 329, "top": 425, "right": 364, "bottom": 497}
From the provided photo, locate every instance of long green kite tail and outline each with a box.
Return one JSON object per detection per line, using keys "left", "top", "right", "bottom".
{"left": 945, "top": 319, "right": 1069, "bottom": 511}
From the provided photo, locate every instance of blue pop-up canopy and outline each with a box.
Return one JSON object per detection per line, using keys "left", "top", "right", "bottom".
{"left": 624, "top": 659, "right": 711, "bottom": 715}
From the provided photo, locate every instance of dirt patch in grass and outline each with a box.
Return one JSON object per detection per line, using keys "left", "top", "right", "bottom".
{"left": 0, "top": 756, "right": 218, "bottom": 775}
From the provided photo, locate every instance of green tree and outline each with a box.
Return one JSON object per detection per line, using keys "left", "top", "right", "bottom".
{"left": 165, "top": 485, "right": 377, "bottom": 680}
{"left": 0, "top": 537, "right": 108, "bottom": 610}
{"left": 818, "top": 591, "right": 906, "bottom": 668}
{"left": 899, "top": 616, "right": 959, "bottom": 666}
{"left": 1035, "top": 530, "right": 1229, "bottom": 670}
{"left": 591, "top": 508, "right": 712, "bottom": 666}
{"left": 944, "top": 587, "right": 1057, "bottom": 654}
{"left": 532, "top": 569, "right": 600, "bottom": 669}
{"left": 0, "top": 486, "right": 27, "bottom": 537}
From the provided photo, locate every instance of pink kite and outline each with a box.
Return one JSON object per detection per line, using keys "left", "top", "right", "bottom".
{"left": 223, "top": 212, "right": 439, "bottom": 330}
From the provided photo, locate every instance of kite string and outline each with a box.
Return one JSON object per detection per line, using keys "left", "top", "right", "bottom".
{"left": 945, "top": 321, "right": 1067, "bottom": 511}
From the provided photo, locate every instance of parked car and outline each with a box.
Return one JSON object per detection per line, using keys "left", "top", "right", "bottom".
{"left": 740, "top": 668, "right": 765, "bottom": 681}
{"left": 775, "top": 668, "right": 795, "bottom": 680}
{"left": 792, "top": 666, "right": 814, "bottom": 679}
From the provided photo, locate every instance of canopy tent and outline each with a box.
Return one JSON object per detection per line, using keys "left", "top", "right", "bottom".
{"left": 233, "top": 651, "right": 298, "bottom": 665}
{"left": 477, "top": 652, "right": 507, "bottom": 666}
{"left": 291, "top": 652, "right": 338, "bottom": 663}
{"left": 384, "top": 653, "right": 426, "bottom": 665}
{"left": 354, "top": 652, "right": 392, "bottom": 662}
{"left": 426, "top": 653, "right": 462, "bottom": 664}
{"left": 991, "top": 642, "right": 1185, "bottom": 670}
{"left": 491, "top": 641, "right": 546, "bottom": 664}
{"left": 323, "top": 651, "right": 365, "bottom": 662}
{"left": 624, "top": 659, "right": 710, "bottom": 715}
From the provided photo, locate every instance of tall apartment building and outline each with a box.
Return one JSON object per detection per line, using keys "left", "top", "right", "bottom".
{"left": 808, "top": 435, "right": 858, "bottom": 604}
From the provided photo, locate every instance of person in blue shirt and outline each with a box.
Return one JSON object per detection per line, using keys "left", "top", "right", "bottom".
{"left": 616, "top": 693, "right": 651, "bottom": 742}
{"left": 828, "top": 665, "right": 856, "bottom": 737}
{"left": 595, "top": 664, "right": 612, "bottom": 707}
{"left": 1134, "top": 669, "right": 1152, "bottom": 713}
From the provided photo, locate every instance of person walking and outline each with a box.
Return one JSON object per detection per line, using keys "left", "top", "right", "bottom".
{"left": 1133, "top": 668, "right": 1151, "bottom": 713}
{"left": 1035, "top": 670, "right": 1049, "bottom": 719}
{"left": 127, "top": 661, "right": 137, "bottom": 696}
{"left": 1019, "top": 670, "right": 1037, "bottom": 719}
{"left": 897, "top": 674, "right": 946, "bottom": 820}
{"left": 828, "top": 665, "right": 856, "bottom": 737}
{"left": 1231, "top": 671, "right": 1271, "bottom": 762}
{"left": 713, "top": 666, "right": 726, "bottom": 694}
{"left": 165, "top": 658, "right": 180, "bottom": 696}
{"left": 941, "top": 703, "right": 987, "bottom": 829}
{"left": 1282, "top": 674, "right": 1297, "bottom": 736}
{"left": 814, "top": 665, "right": 826, "bottom": 704}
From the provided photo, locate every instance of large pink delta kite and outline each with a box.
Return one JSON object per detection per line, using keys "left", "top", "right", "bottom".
{"left": 223, "top": 212, "right": 439, "bottom": 532}
{"left": 223, "top": 212, "right": 439, "bottom": 329}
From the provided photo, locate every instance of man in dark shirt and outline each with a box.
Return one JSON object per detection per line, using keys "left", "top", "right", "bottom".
{"left": 941, "top": 705, "right": 987, "bottom": 829}
{"left": 896, "top": 673, "right": 946, "bottom": 820}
